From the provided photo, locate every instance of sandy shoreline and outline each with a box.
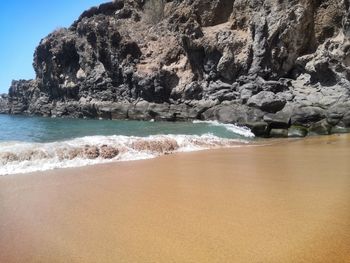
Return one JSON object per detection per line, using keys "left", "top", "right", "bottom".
{"left": 1, "top": 135, "right": 350, "bottom": 262}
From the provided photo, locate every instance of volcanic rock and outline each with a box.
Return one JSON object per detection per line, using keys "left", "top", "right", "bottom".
{"left": 1, "top": 0, "right": 349, "bottom": 137}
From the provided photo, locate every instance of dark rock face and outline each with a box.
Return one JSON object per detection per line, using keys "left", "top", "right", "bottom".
{"left": 0, "top": 94, "right": 9, "bottom": 114}
{"left": 1, "top": 0, "right": 350, "bottom": 137}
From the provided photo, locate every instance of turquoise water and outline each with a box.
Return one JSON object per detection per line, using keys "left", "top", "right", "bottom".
{"left": 0, "top": 114, "right": 254, "bottom": 175}
{"left": 0, "top": 114, "right": 253, "bottom": 143}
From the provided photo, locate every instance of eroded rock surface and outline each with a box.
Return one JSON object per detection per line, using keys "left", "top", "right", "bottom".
{"left": 1, "top": 0, "right": 350, "bottom": 136}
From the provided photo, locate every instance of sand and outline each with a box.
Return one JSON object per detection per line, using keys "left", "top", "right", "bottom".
{"left": 1, "top": 135, "right": 350, "bottom": 263}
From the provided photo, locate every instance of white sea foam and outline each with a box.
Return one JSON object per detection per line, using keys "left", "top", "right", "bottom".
{"left": 193, "top": 120, "right": 255, "bottom": 138}
{"left": 0, "top": 134, "right": 248, "bottom": 176}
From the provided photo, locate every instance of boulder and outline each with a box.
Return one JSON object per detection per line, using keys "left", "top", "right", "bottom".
{"left": 288, "top": 126, "right": 308, "bottom": 138}
{"left": 326, "top": 103, "right": 350, "bottom": 126}
{"left": 247, "top": 91, "right": 287, "bottom": 113}
{"left": 202, "top": 104, "right": 264, "bottom": 125}
{"left": 246, "top": 122, "right": 269, "bottom": 137}
{"left": 308, "top": 120, "right": 332, "bottom": 136}
{"left": 331, "top": 124, "right": 350, "bottom": 134}
{"left": 291, "top": 106, "right": 326, "bottom": 126}
{"left": 269, "top": 129, "right": 288, "bottom": 138}
{"left": 264, "top": 112, "right": 291, "bottom": 129}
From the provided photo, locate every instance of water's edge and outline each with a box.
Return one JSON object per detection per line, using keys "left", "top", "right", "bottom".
{"left": 0, "top": 116, "right": 256, "bottom": 175}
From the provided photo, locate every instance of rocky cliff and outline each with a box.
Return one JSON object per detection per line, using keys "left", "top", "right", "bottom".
{"left": 1, "top": 0, "right": 350, "bottom": 136}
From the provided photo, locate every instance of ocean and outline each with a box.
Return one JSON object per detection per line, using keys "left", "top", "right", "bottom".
{"left": 0, "top": 115, "right": 255, "bottom": 175}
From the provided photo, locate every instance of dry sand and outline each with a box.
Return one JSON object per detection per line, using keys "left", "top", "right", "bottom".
{"left": 1, "top": 135, "right": 350, "bottom": 263}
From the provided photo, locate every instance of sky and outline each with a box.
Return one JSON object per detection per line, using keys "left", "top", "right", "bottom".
{"left": 0, "top": 0, "right": 107, "bottom": 94}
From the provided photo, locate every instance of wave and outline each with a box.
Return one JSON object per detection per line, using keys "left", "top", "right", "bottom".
{"left": 192, "top": 120, "right": 255, "bottom": 138}
{"left": 0, "top": 134, "right": 249, "bottom": 175}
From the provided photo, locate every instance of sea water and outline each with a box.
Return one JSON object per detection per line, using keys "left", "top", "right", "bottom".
{"left": 0, "top": 115, "right": 255, "bottom": 175}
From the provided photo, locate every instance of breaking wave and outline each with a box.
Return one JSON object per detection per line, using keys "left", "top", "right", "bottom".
{"left": 0, "top": 134, "right": 249, "bottom": 175}
{"left": 193, "top": 120, "right": 255, "bottom": 138}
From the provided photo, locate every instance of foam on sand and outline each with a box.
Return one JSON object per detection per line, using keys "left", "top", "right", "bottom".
{"left": 0, "top": 134, "right": 248, "bottom": 175}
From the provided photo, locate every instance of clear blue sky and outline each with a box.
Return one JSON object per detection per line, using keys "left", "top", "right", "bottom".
{"left": 0, "top": 0, "right": 107, "bottom": 94}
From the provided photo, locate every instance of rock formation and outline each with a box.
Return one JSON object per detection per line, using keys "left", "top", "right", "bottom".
{"left": 1, "top": 0, "right": 350, "bottom": 137}
{"left": 0, "top": 94, "right": 8, "bottom": 113}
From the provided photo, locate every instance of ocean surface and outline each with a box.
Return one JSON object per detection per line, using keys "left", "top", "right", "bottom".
{"left": 0, "top": 115, "right": 255, "bottom": 175}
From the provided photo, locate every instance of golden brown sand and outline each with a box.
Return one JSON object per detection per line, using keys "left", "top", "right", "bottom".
{"left": 1, "top": 135, "right": 350, "bottom": 263}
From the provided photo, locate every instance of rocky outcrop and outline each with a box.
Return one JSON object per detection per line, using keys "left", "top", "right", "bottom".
{"left": 0, "top": 94, "right": 9, "bottom": 114}
{"left": 1, "top": 0, "right": 350, "bottom": 137}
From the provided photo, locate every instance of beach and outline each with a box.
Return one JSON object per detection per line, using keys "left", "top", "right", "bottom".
{"left": 1, "top": 134, "right": 350, "bottom": 262}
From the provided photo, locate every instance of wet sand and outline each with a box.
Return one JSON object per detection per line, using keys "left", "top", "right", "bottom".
{"left": 1, "top": 135, "right": 350, "bottom": 263}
